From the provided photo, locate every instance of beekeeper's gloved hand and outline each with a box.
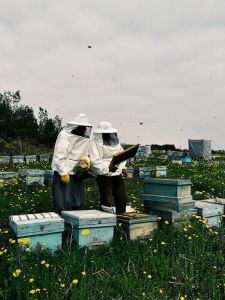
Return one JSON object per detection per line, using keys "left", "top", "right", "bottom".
{"left": 78, "top": 156, "right": 91, "bottom": 169}
{"left": 61, "top": 174, "right": 70, "bottom": 184}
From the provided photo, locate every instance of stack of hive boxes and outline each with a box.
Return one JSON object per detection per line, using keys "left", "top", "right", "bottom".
{"left": 142, "top": 179, "right": 197, "bottom": 224}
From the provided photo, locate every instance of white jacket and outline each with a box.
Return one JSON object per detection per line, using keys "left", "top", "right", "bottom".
{"left": 52, "top": 129, "right": 90, "bottom": 176}
{"left": 89, "top": 133, "right": 126, "bottom": 176}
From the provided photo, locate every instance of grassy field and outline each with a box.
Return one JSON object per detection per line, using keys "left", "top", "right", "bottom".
{"left": 0, "top": 160, "right": 225, "bottom": 299}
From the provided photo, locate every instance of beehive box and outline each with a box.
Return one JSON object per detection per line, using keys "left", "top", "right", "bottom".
{"left": 195, "top": 201, "right": 224, "bottom": 227}
{"left": 155, "top": 166, "right": 167, "bottom": 177}
{"left": 142, "top": 193, "right": 195, "bottom": 211}
{"left": 0, "top": 156, "right": 11, "bottom": 163}
{"left": 0, "top": 172, "right": 18, "bottom": 186}
{"left": 12, "top": 155, "right": 24, "bottom": 163}
{"left": 139, "top": 167, "right": 155, "bottom": 180}
{"left": 145, "top": 207, "right": 197, "bottom": 222}
{"left": 19, "top": 169, "right": 45, "bottom": 185}
{"left": 44, "top": 170, "right": 54, "bottom": 185}
{"left": 143, "top": 179, "right": 192, "bottom": 198}
{"left": 127, "top": 167, "right": 134, "bottom": 178}
{"left": 117, "top": 212, "right": 158, "bottom": 240}
{"left": 40, "top": 154, "right": 51, "bottom": 162}
{"left": 61, "top": 210, "right": 116, "bottom": 248}
{"left": 9, "top": 212, "right": 64, "bottom": 251}
{"left": 25, "top": 155, "right": 36, "bottom": 163}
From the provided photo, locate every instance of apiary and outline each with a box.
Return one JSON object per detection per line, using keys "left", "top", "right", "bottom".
{"left": 12, "top": 155, "right": 24, "bottom": 163}
{"left": 195, "top": 200, "right": 224, "bottom": 227}
{"left": 0, "top": 172, "right": 18, "bottom": 186}
{"left": 25, "top": 155, "right": 36, "bottom": 163}
{"left": 61, "top": 210, "right": 116, "bottom": 248}
{"left": 44, "top": 170, "right": 54, "bottom": 185}
{"left": 117, "top": 212, "right": 158, "bottom": 240}
{"left": 19, "top": 169, "right": 45, "bottom": 185}
{"left": 0, "top": 156, "right": 11, "bottom": 163}
{"left": 9, "top": 212, "right": 64, "bottom": 251}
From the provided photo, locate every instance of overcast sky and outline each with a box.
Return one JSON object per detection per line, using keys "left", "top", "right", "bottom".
{"left": 0, "top": 0, "right": 225, "bottom": 149}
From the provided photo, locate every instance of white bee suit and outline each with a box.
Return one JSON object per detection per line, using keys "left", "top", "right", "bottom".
{"left": 52, "top": 130, "right": 90, "bottom": 176}
{"left": 89, "top": 121, "right": 128, "bottom": 214}
{"left": 51, "top": 113, "right": 93, "bottom": 214}
{"left": 89, "top": 133, "right": 126, "bottom": 176}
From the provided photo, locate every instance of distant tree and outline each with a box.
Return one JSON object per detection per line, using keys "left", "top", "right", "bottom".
{"left": 151, "top": 144, "right": 176, "bottom": 151}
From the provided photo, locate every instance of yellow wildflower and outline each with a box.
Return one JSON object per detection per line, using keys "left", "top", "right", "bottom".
{"left": 81, "top": 271, "right": 86, "bottom": 276}
{"left": 13, "top": 269, "right": 22, "bottom": 277}
{"left": 147, "top": 274, "right": 152, "bottom": 279}
{"left": 164, "top": 220, "right": 169, "bottom": 225}
{"left": 60, "top": 283, "right": 65, "bottom": 288}
{"left": 41, "top": 260, "right": 46, "bottom": 265}
{"left": 30, "top": 290, "right": 36, "bottom": 294}
{"left": 45, "top": 263, "right": 50, "bottom": 268}
{"left": 161, "top": 241, "right": 166, "bottom": 245}
{"left": 159, "top": 288, "right": 163, "bottom": 294}
{"left": 72, "top": 279, "right": 79, "bottom": 285}
{"left": 36, "top": 288, "right": 40, "bottom": 292}
{"left": 29, "top": 278, "right": 34, "bottom": 283}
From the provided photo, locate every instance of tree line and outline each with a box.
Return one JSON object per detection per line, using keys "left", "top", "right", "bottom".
{"left": 0, "top": 91, "right": 62, "bottom": 154}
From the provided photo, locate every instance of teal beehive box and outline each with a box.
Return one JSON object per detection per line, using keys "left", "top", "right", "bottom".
{"left": 61, "top": 210, "right": 116, "bottom": 248}
{"left": 9, "top": 212, "right": 64, "bottom": 251}
{"left": 143, "top": 179, "right": 192, "bottom": 197}
{"left": 117, "top": 212, "right": 158, "bottom": 240}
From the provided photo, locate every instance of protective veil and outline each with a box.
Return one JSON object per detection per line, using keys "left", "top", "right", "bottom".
{"left": 89, "top": 121, "right": 126, "bottom": 176}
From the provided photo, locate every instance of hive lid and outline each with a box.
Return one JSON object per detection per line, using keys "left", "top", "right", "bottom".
{"left": 143, "top": 179, "right": 192, "bottom": 185}
{"left": 10, "top": 212, "right": 60, "bottom": 222}
{"left": 61, "top": 210, "right": 116, "bottom": 226}
{"left": 9, "top": 212, "right": 64, "bottom": 237}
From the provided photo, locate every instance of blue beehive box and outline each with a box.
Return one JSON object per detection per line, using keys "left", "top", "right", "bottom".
{"left": 61, "top": 210, "right": 117, "bottom": 248}
{"left": 9, "top": 212, "right": 64, "bottom": 251}
{"left": 180, "top": 156, "right": 192, "bottom": 163}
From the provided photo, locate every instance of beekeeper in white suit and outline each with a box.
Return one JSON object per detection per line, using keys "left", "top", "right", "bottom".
{"left": 89, "top": 121, "right": 128, "bottom": 214}
{"left": 52, "top": 113, "right": 93, "bottom": 214}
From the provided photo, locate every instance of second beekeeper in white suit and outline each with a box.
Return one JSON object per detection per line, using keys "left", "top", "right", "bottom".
{"left": 89, "top": 121, "right": 128, "bottom": 214}
{"left": 51, "top": 113, "right": 93, "bottom": 214}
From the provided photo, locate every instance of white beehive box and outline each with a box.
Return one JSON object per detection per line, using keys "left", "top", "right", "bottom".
{"left": 195, "top": 200, "right": 224, "bottom": 227}
{"left": 9, "top": 212, "right": 64, "bottom": 251}
{"left": 0, "top": 172, "right": 18, "bottom": 186}
{"left": 61, "top": 210, "right": 117, "bottom": 248}
{"left": 155, "top": 166, "right": 167, "bottom": 178}
{"left": 25, "top": 155, "right": 37, "bottom": 163}
{"left": 0, "top": 156, "right": 11, "bottom": 163}
{"left": 12, "top": 155, "right": 24, "bottom": 163}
